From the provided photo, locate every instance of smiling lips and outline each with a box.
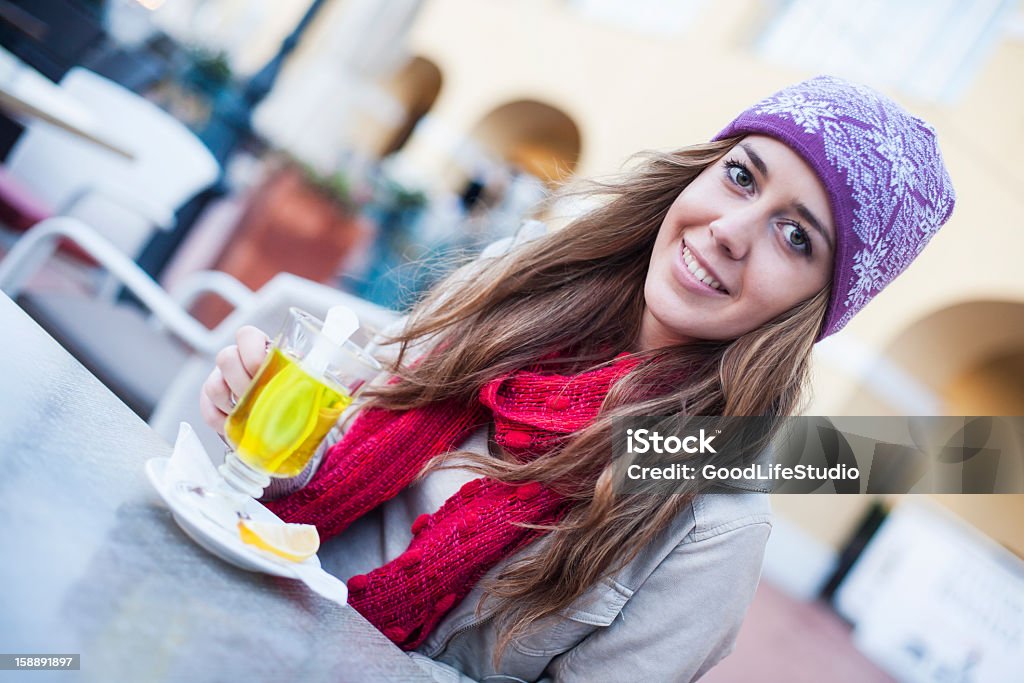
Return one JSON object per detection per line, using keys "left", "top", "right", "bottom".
{"left": 681, "top": 241, "right": 728, "bottom": 293}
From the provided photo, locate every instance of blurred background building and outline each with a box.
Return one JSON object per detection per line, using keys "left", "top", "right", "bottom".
{"left": 1, "top": 1, "right": 1022, "bottom": 681}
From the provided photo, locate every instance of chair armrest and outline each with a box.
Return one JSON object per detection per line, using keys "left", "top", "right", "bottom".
{"left": 0, "top": 216, "right": 219, "bottom": 354}
{"left": 167, "top": 270, "right": 256, "bottom": 313}
{"left": 58, "top": 183, "right": 176, "bottom": 230}
{"left": 150, "top": 270, "right": 256, "bottom": 336}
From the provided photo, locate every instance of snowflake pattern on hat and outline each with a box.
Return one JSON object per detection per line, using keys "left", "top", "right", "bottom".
{"left": 715, "top": 75, "right": 956, "bottom": 338}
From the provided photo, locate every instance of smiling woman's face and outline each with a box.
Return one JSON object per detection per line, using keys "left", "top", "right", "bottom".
{"left": 639, "top": 135, "right": 835, "bottom": 351}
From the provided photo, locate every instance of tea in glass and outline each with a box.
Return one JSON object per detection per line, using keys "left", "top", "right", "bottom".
{"left": 218, "top": 307, "right": 381, "bottom": 499}
{"left": 225, "top": 347, "right": 353, "bottom": 478}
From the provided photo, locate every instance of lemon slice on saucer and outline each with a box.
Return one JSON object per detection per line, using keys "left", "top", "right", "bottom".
{"left": 237, "top": 519, "right": 320, "bottom": 562}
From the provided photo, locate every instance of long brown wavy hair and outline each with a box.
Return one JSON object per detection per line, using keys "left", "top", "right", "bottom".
{"left": 361, "top": 137, "right": 831, "bottom": 663}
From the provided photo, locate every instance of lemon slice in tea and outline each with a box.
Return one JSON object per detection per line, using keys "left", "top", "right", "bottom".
{"left": 238, "top": 519, "right": 320, "bottom": 562}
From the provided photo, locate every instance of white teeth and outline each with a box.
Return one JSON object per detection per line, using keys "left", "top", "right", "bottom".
{"left": 681, "top": 244, "right": 725, "bottom": 291}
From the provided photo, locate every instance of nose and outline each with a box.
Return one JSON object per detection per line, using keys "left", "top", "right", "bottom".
{"left": 708, "top": 206, "right": 759, "bottom": 260}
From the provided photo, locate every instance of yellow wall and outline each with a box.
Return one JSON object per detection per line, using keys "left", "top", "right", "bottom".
{"left": 400, "top": 0, "right": 797, "bottom": 177}
{"left": 398, "top": 0, "right": 1024, "bottom": 365}
{"left": 773, "top": 494, "right": 1024, "bottom": 559}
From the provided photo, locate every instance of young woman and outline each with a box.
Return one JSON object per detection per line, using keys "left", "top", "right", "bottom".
{"left": 200, "top": 76, "right": 955, "bottom": 682}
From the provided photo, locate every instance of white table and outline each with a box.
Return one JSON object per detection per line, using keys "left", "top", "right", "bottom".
{"left": 0, "top": 47, "right": 134, "bottom": 159}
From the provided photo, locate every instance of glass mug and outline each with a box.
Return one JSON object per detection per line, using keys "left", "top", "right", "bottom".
{"left": 218, "top": 307, "right": 382, "bottom": 499}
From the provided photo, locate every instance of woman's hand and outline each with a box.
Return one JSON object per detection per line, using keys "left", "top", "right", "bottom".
{"left": 199, "top": 325, "right": 271, "bottom": 436}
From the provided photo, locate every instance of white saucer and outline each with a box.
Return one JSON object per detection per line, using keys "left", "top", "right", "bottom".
{"left": 145, "top": 457, "right": 322, "bottom": 577}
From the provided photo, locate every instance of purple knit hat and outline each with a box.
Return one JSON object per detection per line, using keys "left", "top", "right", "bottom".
{"left": 713, "top": 75, "right": 956, "bottom": 340}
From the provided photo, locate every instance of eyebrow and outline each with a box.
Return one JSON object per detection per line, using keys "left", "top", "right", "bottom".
{"left": 740, "top": 142, "right": 835, "bottom": 255}
{"left": 740, "top": 143, "right": 768, "bottom": 178}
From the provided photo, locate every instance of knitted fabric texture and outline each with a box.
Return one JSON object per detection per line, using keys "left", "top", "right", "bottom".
{"left": 265, "top": 352, "right": 640, "bottom": 650}
{"left": 713, "top": 75, "right": 956, "bottom": 339}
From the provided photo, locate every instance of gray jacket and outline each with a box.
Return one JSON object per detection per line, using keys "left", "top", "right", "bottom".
{"left": 410, "top": 487, "right": 771, "bottom": 683}
{"left": 269, "top": 222, "right": 773, "bottom": 682}
{"left": 287, "top": 429, "right": 771, "bottom": 683}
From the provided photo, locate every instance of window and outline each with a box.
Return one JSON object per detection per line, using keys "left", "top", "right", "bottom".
{"left": 756, "top": 0, "right": 1016, "bottom": 102}
{"left": 568, "top": 0, "right": 708, "bottom": 37}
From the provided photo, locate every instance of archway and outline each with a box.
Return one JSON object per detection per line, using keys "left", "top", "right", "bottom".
{"left": 836, "top": 300, "right": 1024, "bottom": 414}
{"left": 378, "top": 56, "right": 443, "bottom": 156}
{"left": 466, "top": 99, "right": 582, "bottom": 186}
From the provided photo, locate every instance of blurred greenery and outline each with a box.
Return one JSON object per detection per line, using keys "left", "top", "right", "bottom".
{"left": 288, "top": 156, "right": 361, "bottom": 214}
{"left": 377, "top": 177, "right": 427, "bottom": 211}
{"left": 183, "top": 47, "right": 233, "bottom": 93}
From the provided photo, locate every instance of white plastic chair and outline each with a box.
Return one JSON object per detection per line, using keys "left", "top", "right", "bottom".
{"left": 3, "top": 66, "right": 219, "bottom": 259}
{"left": 0, "top": 217, "right": 399, "bottom": 456}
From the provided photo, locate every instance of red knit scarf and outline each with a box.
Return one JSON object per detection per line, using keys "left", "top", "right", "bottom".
{"left": 265, "top": 352, "right": 640, "bottom": 650}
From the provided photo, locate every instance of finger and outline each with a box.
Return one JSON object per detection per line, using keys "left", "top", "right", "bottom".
{"left": 215, "top": 345, "right": 253, "bottom": 401}
{"left": 203, "top": 366, "right": 235, "bottom": 415}
{"left": 236, "top": 326, "right": 271, "bottom": 377}
{"left": 200, "top": 391, "right": 228, "bottom": 436}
